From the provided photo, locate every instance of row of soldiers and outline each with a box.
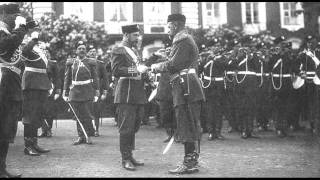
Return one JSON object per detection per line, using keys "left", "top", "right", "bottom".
{"left": 196, "top": 34, "right": 320, "bottom": 140}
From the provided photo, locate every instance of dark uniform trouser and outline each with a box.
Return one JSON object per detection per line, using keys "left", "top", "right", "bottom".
{"left": 199, "top": 101, "right": 208, "bottom": 132}
{"left": 41, "top": 96, "right": 57, "bottom": 132}
{"left": 70, "top": 101, "right": 94, "bottom": 138}
{"left": 92, "top": 100, "right": 103, "bottom": 133}
{"left": 303, "top": 83, "right": 318, "bottom": 130}
{"left": 159, "top": 100, "right": 176, "bottom": 136}
{"left": 206, "top": 87, "right": 226, "bottom": 135}
{"left": 0, "top": 99, "right": 21, "bottom": 172}
{"left": 236, "top": 90, "right": 256, "bottom": 133}
{"left": 273, "top": 88, "right": 293, "bottom": 131}
{"left": 289, "top": 87, "right": 304, "bottom": 129}
{"left": 225, "top": 86, "right": 239, "bottom": 131}
{"left": 256, "top": 85, "right": 271, "bottom": 129}
{"left": 117, "top": 104, "right": 144, "bottom": 161}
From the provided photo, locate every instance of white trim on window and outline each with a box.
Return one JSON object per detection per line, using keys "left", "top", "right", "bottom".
{"left": 104, "top": 2, "right": 133, "bottom": 34}
{"left": 143, "top": 2, "right": 171, "bottom": 34}
{"left": 63, "top": 2, "right": 93, "bottom": 22}
{"left": 241, "top": 2, "right": 266, "bottom": 34}
{"left": 201, "top": 2, "right": 227, "bottom": 29}
{"left": 279, "top": 2, "right": 304, "bottom": 32}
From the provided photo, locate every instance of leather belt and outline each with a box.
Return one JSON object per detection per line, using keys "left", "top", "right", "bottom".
{"left": 0, "top": 63, "right": 21, "bottom": 75}
{"left": 272, "top": 74, "right": 291, "bottom": 78}
{"left": 204, "top": 76, "right": 224, "bottom": 81}
{"left": 25, "top": 67, "right": 47, "bottom": 73}
{"left": 226, "top": 71, "right": 235, "bottom": 75}
{"left": 72, "top": 79, "right": 93, "bottom": 85}
{"left": 119, "top": 75, "right": 141, "bottom": 80}
{"left": 237, "top": 71, "right": 256, "bottom": 75}
{"left": 170, "top": 68, "right": 196, "bottom": 82}
{"left": 256, "top": 73, "right": 270, "bottom": 76}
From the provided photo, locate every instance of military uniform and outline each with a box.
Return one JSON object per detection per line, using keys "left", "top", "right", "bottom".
{"left": 111, "top": 24, "right": 147, "bottom": 171}
{"left": 0, "top": 3, "right": 28, "bottom": 178}
{"left": 21, "top": 38, "right": 61, "bottom": 155}
{"left": 151, "top": 15, "right": 205, "bottom": 173}
{"left": 63, "top": 47, "right": 99, "bottom": 144}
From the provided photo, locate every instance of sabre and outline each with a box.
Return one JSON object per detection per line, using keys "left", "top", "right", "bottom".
{"left": 67, "top": 102, "right": 89, "bottom": 140}
{"left": 162, "top": 136, "right": 174, "bottom": 154}
{"left": 44, "top": 119, "right": 50, "bottom": 129}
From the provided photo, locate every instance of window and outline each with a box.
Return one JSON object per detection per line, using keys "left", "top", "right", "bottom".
{"left": 181, "top": 2, "right": 199, "bottom": 29}
{"left": 279, "top": 2, "right": 304, "bottom": 31}
{"left": 104, "top": 2, "right": 133, "bottom": 34}
{"left": 245, "top": 2, "right": 259, "bottom": 24}
{"left": 64, "top": 2, "right": 93, "bottom": 21}
{"left": 143, "top": 2, "right": 171, "bottom": 34}
{"left": 202, "top": 2, "right": 227, "bottom": 28}
{"left": 241, "top": 2, "right": 266, "bottom": 34}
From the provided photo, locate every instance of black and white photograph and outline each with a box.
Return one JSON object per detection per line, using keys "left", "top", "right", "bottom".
{"left": 0, "top": 1, "right": 320, "bottom": 178}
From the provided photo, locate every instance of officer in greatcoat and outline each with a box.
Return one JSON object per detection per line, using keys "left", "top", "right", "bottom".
{"left": 111, "top": 24, "right": 148, "bottom": 171}
{"left": 62, "top": 41, "right": 99, "bottom": 145}
{"left": 151, "top": 14, "right": 205, "bottom": 174}
{"left": 21, "top": 31, "right": 61, "bottom": 156}
{"left": 0, "top": 3, "right": 28, "bottom": 178}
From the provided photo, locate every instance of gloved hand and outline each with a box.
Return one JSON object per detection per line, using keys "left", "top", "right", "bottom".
{"left": 14, "top": 16, "right": 26, "bottom": 29}
{"left": 94, "top": 96, "right": 99, "bottom": 102}
{"left": 137, "top": 64, "right": 149, "bottom": 73}
{"left": 54, "top": 93, "right": 60, "bottom": 100}
{"left": 62, "top": 90, "right": 69, "bottom": 102}
{"left": 31, "top": 31, "right": 39, "bottom": 40}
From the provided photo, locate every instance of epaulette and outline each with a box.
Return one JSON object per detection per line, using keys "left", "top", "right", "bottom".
{"left": 173, "top": 32, "right": 189, "bottom": 44}
{"left": 0, "top": 21, "right": 10, "bottom": 35}
{"left": 87, "top": 58, "right": 97, "bottom": 66}
{"left": 112, "top": 46, "right": 126, "bottom": 55}
{"left": 66, "top": 58, "right": 75, "bottom": 65}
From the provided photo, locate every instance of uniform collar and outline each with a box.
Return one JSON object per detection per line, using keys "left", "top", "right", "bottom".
{"left": 172, "top": 29, "right": 188, "bottom": 44}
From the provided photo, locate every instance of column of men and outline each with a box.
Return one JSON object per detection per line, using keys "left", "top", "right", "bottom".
{"left": 197, "top": 34, "right": 320, "bottom": 140}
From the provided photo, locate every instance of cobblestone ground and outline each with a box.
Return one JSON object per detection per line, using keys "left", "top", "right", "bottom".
{"left": 6, "top": 118, "right": 320, "bottom": 177}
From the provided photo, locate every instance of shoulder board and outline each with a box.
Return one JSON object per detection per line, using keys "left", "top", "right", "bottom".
{"left": 112, "top": 46, "right": 126, "bottom": 55}
{"left": 66, "top": 58, "right": 75, "bottom": 65}
{"left": 0, "top": 21, "right": 10, "bottom": 35}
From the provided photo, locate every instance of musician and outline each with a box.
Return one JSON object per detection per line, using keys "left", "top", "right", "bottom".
{"left": 87, "top": 45, "right": 109, "bottom": 137}
{"left": 21, "top": 31, "right": 61, "bottom": 156}
{"left": 151, "top": 14, "right": 205, "bottom": 174}
{"left": 0, "top": 3, "right": 29, "bottom": 178}
{"left": 111, "top": 24, "right": 148, "bottom": 171}
{"left": 62, "top": 41, "right": 99, "bottom": 145}
{"left": 255, "top": 42, "right": 272, "bottom": 131}
{"left": 295, "top": 35, "right": 320, "bottom": 134}
{"left": 268, "top": 36, "right": 294, "bottom": 137}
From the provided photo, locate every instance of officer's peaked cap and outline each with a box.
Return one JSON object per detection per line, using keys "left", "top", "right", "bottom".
{"left": 122, "top": 24, "right": 139, "bottom": 34}
{"left": 273, "top": 36, "right": 286, "bottom": 45}
{"left": 76, "top": 41, "right": 86, "bottom": 49}
{"left": 167, "top": 14, "right": 186, "bottom": 23}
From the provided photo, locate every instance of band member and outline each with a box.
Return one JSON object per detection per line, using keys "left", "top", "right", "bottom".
{"left": 111, "top": 24, "right": 148, "bottom": 171}
{"left": 21, "top": 31, "right": 61, "bottom": 156}
{"left": 62, "top": 41, "right": 99, "bottom": 145}
{"left": 151, "top": 14, "right": 205, "bottom": 174}
{"left": 0, "top": 3, "right": 28, "bottom": 178}
{"left": 87, "top": 45, "right": 108, "bottom": 137}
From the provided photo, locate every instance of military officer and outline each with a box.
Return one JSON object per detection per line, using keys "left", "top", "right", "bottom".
{"left": 21, "top": 31, "right": 61, "bottom": 156}
{"left": 0, "top": 3, "right": 29, "bottom": 178}
{"left": 62, "top": 41, "right": 99, "bottom": 145}
{"left": 111, "top": 24, "right": 148, "bottom": 171}
{"left": 151, "top": 14, "right": 205, "bottom": 174}
{"left": 87, "top": 45, "right": 109, "bottom": 137}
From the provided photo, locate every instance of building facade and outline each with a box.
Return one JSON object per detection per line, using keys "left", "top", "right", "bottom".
{"left": 31, "top": 2, "right": 319, "bottom": 47}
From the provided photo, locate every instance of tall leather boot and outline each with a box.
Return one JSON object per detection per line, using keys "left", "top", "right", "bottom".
{"left": 129, "top": 135, "right": 144, "bottom": 166}
{"left": 24, "top": 137, "right": 40, "bottom": 156}
{"left": 32, "top": 137, "right": 50, "bottom": 153}
{"left": 120, "top": 134, "right": 135, "bottom": 171}
{"left": 168, "top": 152, "right": 199, "bottom": 174}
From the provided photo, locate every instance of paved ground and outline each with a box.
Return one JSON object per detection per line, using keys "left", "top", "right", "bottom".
{"left": 6, "top": 118, "right": 320, "bottom": 177}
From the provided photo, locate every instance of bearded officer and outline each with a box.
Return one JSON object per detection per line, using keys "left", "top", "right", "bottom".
{"left": 21, "top": 31, "right": 61, "bottom": 156}
{"left": 0, "top": 3, "right": 29, "bottom": 178}
{"left": 63, "top": 41, "right": 99, "bottom": 145}
{"left": 87, "top": 45, "right": 109, "bottom": 137}
{"left": 151, "top": 14, "right": 205, "bottom": 174}
{"left": 111, "top": 24, "right": 148, "bottom": 171}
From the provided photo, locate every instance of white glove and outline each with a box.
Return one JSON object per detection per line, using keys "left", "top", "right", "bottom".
{"left": 62, "top": 95, "right": 69, "bottom": 102}
{"left": 93, "top": 96, "right": 99, "bottom": 102}
{"left": 101, "top": 94, "right": 107, "bottom": 101}
{"left": 31, "top": 31, "right": 39, "bottom": 40}
{"left": 14, "top": 16, "right": 26, "bottom": 29}
{"left": 137, "top": 64, "right": 149, "bottom": 73}
{"left": 54, "top": 93, "right": 60, "bottom": 100}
